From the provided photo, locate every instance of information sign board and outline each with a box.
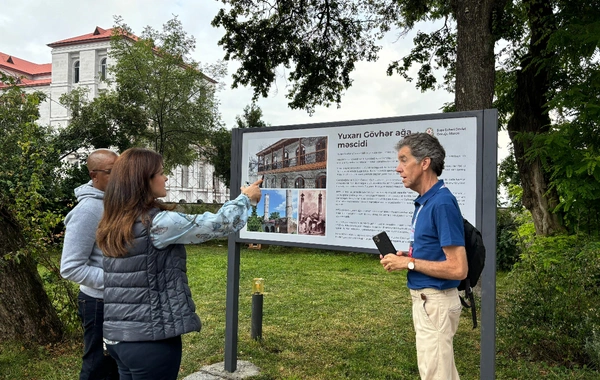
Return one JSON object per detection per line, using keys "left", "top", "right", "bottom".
{"left": 234, "top": 111, "right": 486, "bottom": 253}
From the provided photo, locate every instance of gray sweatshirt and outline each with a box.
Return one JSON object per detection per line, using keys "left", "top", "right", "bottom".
{"left": 60, "top": 181, "right": 105, "bottom": 299}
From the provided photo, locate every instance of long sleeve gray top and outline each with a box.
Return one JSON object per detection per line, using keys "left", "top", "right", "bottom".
{"left": 60, "top": 181, "right": 105, "bottom": 299}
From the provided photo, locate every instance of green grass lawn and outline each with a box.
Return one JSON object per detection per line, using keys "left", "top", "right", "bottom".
{"left": 1, "top": 242, "right": 598, "bottom": 379}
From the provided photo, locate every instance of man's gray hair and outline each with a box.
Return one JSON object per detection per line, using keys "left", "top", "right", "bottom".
{"left": 395, "top": 132, "right": 445, "bottom": 176}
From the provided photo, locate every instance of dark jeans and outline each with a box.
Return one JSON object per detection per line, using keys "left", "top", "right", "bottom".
{"left": 106, "top": 336, "right": 182, "bottom": 380}
{"left": 77, "top": 291, "right": 119, "bottom": 380}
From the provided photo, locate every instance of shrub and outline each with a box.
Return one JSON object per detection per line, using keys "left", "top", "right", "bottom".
{"left": 498, "top": 235, "right": 600, "bottom": 367}
{"left": 586, "top": 328, "right": 600, "bottom": 370}
{"left": 38, "top": 263, "right": 81, "bottom": 335}
{"left": 496, "top": 208, "right": 522, "bottom": 271}
{"left": 172, "top": 202, "right": 223, "bottom": 215}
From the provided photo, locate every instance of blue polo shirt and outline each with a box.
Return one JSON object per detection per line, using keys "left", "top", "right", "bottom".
{"left": 407, "top": 180, "right": 464, "bottom": 290}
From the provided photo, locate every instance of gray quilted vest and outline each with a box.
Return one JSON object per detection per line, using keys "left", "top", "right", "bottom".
{"left": 103, "top": 209, "right": 202, "bottom": 341}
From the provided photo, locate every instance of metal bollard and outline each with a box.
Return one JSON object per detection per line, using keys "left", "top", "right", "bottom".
{"left": 251, "top": 278, "right": 264, "bottom": 340}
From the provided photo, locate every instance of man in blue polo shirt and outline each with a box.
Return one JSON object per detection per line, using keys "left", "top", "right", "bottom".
{"left": 380, "top": 132, "right": 467, "bottom": 380}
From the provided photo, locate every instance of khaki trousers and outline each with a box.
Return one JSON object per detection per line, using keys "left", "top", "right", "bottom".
{"left": 410, "top": 287, "right": 461, "bottom": 380}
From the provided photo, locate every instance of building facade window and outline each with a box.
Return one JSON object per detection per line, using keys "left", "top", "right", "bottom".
{"left": 181, "top": 166, "right": 189, "bottom": 188}
{"left": 198, "top": 164, "right": 206, "bottom": 189}
{"left": 316, "top": 138, "right": 327, "bottom": 162}
{"left": 281, "top": 177, "right": 287, "bottom": 188}
{"left": 283, "top": 151, "right": 289, "bottom": 167}
{"left": 316, "top": 175, "right": 326, "bottom": 188}
{"left": 295, "top": 177, "right": 305, "bottom": 188}
{"left": 73, "top": 60, "right": 80, "bottom": 83}
{"left": 296, "top": 145, "right": 306, "bottom": 166}
{"left": 100, "top": 58, "right": 107, "bottom": 80}
{"left": 256, "top": 156, "right": 264, "bottom": 172}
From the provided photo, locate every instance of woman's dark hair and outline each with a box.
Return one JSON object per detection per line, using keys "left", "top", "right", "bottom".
{"left": 96, "top": 148, "right": 174, "bottom": 257}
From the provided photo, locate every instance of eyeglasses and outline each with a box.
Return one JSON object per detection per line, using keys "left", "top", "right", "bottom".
{"left": 91, "top": 169, "right": 112, "bottom": 175}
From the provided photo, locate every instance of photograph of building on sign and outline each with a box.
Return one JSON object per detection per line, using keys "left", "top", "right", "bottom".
{"left": 247, "top": 189, "right": 299, "bottom": 234}
{"left": 248, "top": 137, "right": 328, "bottom": 189}
{"left": 298, "top": 190, "right": 326, "bottom": 236}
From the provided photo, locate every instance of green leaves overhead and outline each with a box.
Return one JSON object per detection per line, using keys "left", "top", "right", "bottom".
{"left": 213, "top": 1, "right": 391, "bottom": 113}
{"left": 0, "top": 76, "right": 64, "bottom": 260}
{"left": 387, "top": 26, "right": 456, "bottom": 92}
{"left": 212, "top": 1, "right": 490, "bottom": 112}
{"left": 202, "top": 103, "right": 270, "bottom": 187}
{"left": 494, "top": 0, "right": 600, "bottom": 233}
{"left": 106, "top": 16, "right": 226, "bottom": 171}
{"left": 57, "top": 88, "right": 148, "bottom": 158}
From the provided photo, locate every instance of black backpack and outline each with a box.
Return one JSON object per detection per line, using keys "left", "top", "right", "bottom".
{"left": 459, "top": 218, "right": 486, "bottom": 328}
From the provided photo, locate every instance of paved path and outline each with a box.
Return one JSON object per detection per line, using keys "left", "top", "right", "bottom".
{"left": 182, "top": 361, "right": 260, "bottom": 380}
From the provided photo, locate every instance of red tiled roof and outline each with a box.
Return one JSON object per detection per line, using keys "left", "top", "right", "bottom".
{"left": 0, "top": 52, "right": 51, "bottom": 76}
{"left": 0, "top": 77, "right": 52, "bottom": 89}
{"left": 47, "top": 26, "right": 134, "bottom": 48}
{"left": 18, "top": 78, "right": 52, "bottom": 86}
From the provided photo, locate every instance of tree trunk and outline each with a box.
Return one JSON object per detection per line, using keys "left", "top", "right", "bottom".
{"left": 453, "top": 0, "right": 504, "bottom": 110}
{"left": 506, "top": 0, "right": 564, "bottom": 235}
{"left": 0, "top": 207, "right": 63, "bottom": 345}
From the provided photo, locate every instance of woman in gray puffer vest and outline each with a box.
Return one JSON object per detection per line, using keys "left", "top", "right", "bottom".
{"left": 96, "top": 148, "right": 262, "bottom": 380}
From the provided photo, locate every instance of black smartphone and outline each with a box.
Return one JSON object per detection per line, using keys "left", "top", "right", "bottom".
{"left": 372, "top": 232, "right": 397, "bottom": 256}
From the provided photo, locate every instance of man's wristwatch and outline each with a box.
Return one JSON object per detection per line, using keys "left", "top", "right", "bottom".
{"left": 408, "top": 258, "right": 415, "bottom": 271}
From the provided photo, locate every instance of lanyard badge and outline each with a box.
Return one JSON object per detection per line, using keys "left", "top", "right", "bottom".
{"left": 409, "top": 204, "right": 424, "bottom": 257}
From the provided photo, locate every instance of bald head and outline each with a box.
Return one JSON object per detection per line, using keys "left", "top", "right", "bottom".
{"left": 87, "top": 149, "right": 118, "bottom": 171}
{"left": 87, "top": 149, "right": 118, "bottom": 191}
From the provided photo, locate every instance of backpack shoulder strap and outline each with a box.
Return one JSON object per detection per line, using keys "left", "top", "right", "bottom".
{"left": 459, "top": 278, "right": 478, "bottom": 329}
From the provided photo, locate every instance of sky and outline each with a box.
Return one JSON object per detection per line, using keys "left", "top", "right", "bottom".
{"left": 0, "top": 0, "right": 509, "bottom": 156}
{"left": 253, "top": 189, "right": 298, "bottom": 219}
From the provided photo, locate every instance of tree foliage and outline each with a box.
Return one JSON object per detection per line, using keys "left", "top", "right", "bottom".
{"left": 202, "top": 126, "right": 233, "bottom": 188}
{"left": 0, "top": 75, "right": 65, "bottom": 344}
{"left": 213, "top": 0, "right": 505, "bottom": 111}
{"left": 496, "top": 208, "right": 522, "bottom": 271}
{"left": 0, "top": 77, "right": 64, "bottom": 260}
{"left": 57, "top": 88, "right": 149, "bottom": 158}
{"left": 495, "top": 0, "right": 600, "bottom": 234}
{"left": 538, "top": 0, "right": 600, "bottom": 234}
{"left": 246, "top": 206, "right": 262, "bottom": 232}
{"left": 202, "top": 103, "right": 269, "bottom": 188}
{"left": 86, "top": 16, "right": 228, "bottom": 171}
{"left": 234, "top": 102, "right": 270, "bottom": 130}
{"left": 213, "top": 1, "right": 382, "bottom": 113}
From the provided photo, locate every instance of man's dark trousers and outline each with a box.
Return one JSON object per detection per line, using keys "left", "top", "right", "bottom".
{"left": 77, "top": 291, "right": 119, "bottom": 380}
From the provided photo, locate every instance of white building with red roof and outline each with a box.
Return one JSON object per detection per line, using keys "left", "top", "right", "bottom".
{"left": 0, "top": 53, "right": 54, "bottom": 125}
{"left": 0, "top": 27, "right": 115, "bottom": 127}
{"left": 0, "top": 26, "right": 228, "bottom": 203}
{"left": 0, "top": 52, "right": 52, "bottom": 87}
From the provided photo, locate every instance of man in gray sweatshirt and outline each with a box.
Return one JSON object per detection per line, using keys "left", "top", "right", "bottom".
{"left": 61, "top": 149, "right": 119, "bottom": 380}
